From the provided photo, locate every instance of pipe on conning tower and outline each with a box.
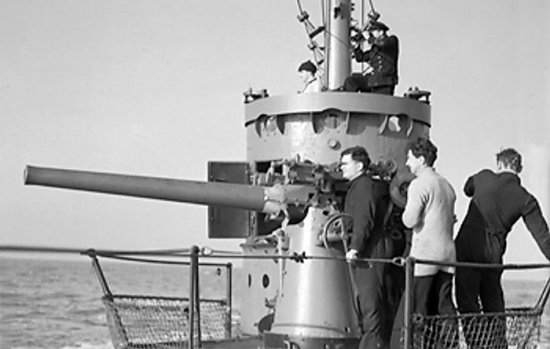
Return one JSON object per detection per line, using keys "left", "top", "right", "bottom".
{"left": 24, "top": 165, "right": 283, "bottom": 215}
{"left": 324, "top": 0, "right": 351, "bottom": 89}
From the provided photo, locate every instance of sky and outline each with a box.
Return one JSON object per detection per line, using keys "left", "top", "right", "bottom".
{"left": 1, "top": 0, "right": 549, "bottom": 275}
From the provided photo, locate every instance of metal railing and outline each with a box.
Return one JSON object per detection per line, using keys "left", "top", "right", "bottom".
{"left": 402, "top": 257, "right": 550, "bottom": 349}
{"left": 81, "top": 249, "right": 550, "bottom": 349}
{"left": 82, "top": 246, "right": 233, "bottom": 349}
{"left": 1, "top": 244, "right": 549, "bottom": 349}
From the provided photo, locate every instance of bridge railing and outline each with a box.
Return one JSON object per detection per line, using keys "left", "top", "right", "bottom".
{"left": 403, "top": 257, "right": 550, "bottom": 349}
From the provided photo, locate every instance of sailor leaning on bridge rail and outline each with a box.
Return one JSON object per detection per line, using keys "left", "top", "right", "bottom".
{"left": 454, "top": 147, "right": 550, "bottom": 348}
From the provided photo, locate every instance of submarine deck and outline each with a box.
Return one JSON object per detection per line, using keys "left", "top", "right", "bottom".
{"left": 198, "top": 337, "right": 262, "bottom": 349}
{"left": 122, "top": 337, "right": 263, "bottom": 349}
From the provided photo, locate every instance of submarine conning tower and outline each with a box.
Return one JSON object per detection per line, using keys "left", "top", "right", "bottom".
{"left": 213, "top": 0, "right": 432, "bottom": 347}
{"left": 238, "top": 93, "right": 430, "bottom": 347}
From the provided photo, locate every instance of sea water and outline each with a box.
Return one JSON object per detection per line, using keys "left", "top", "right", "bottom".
{"left": 1, "top": 256, "right": 549, "bottom": 349}
{"left": 0, "top": 255, "right": 236, "bottom": 349}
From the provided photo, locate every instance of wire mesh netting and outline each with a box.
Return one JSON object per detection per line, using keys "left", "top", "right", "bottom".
{"left": 103, "top": 295, "right": 230, "bottom": 349}
{"left": 87, "top": 252, "right": 549, "bottom": 349}
{"left": 413, "top": 308, "right": 542, "bottom": 349}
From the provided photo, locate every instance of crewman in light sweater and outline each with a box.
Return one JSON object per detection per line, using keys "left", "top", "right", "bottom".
{"left": 399, "top": 137, "right": 458, "bottom": 347}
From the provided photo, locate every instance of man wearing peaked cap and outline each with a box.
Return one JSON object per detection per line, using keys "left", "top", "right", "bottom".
{"left": 368, "top": 20, "right": 389, "bottom": 31}
{"left": 343, "top": 20, "right": 398, "bottom": 95}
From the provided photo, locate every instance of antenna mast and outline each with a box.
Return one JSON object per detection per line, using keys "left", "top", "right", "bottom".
{"left": 324, "top": 0, "right": 351, "bottom": 90}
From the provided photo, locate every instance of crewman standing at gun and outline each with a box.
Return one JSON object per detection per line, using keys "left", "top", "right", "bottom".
{"left": 343, "top": 21, "right": 399, "bottom": 95}
{"left": 455, "top": 148, "right": 550, "bottom": 348}
{"left": 340, "top": 146, "right": 401, "bottom": 349}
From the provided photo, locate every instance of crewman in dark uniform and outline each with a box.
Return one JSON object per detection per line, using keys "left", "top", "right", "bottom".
{"left": 340, "top": 146, "right": 402, "bottom": 349}
{"left": 455, "top": 148, "right": 550, "bottom": 348}
{"left": 343, "top": 21, "right": 399, "bottom": 95}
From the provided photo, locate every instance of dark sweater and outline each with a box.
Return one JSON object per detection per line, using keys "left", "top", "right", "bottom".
{"left": 344, "top": 174, "right": 389, "bottom": 257}
{"left": 455, "top": 169, "right": 550, "bottom": 263}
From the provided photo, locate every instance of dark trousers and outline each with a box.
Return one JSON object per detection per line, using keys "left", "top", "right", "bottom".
{"left": 455, "top": 267, "right": 507, "bottom": 348}
{"left": 343, "top": 73, "right": 395, "bottom": 95}
{"left": 414, "top": 272, "right": 456, "bottom": 317}
{"left": 354, "top": 241, "right": 404, "bottom": 349}
{"left": 391, "top": 271, "right": 458, "bottom": 349}
{"left": 355, "top": 262, "right": 388, "bottom": 349}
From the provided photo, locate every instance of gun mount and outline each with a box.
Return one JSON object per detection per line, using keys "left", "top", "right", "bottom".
{"left": 24, "top": 157, "right": 358, "bottom": 222}
{"left": 24, "top": 165, "right": 313, "bottom": 221}
{"left": 25, "top": 156, "right": 404, "bottom": 219}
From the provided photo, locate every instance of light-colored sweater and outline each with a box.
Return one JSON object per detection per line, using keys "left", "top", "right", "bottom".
{"left": 402, "top": 167, "right": 457, "bottom": 276}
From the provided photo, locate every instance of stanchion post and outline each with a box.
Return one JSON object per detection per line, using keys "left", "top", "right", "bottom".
{"left": 188, "top": 245, "right": 200, "bottom": 349}
{"left": 403, "top": 257, "right": 415, "bottom": 349}
{"left": 90, "top": 254, "right": 113, "bottom": 297}
{"left": 89, "top": 254, "right": 130, "bottom": 346}
{"left": 225, "top": 262, "right": 233, "bottom": 339}
{"left": 195, "top": 247, "right": 202, "bottom": 347}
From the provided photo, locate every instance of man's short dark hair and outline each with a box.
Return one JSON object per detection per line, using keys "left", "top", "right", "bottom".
{"left": 496, "top": 148, "right": 523, "bottom": 173}
{"left": 341, "top": 146, "right": 371, "bottom": 171}
{"left": 407, "top": 137, "right": 438, "bottom": 167}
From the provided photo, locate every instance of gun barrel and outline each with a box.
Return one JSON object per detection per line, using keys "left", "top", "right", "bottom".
{"left": 24, "top": 165, "right": 282, "bottom": 214}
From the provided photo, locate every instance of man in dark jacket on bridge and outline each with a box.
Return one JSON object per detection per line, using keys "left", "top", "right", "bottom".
{"left": 343, "top": 21, "right": 399, "bottom": 95}
{"left": 455, "top": 148, "right": 550, "bottom": 348}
